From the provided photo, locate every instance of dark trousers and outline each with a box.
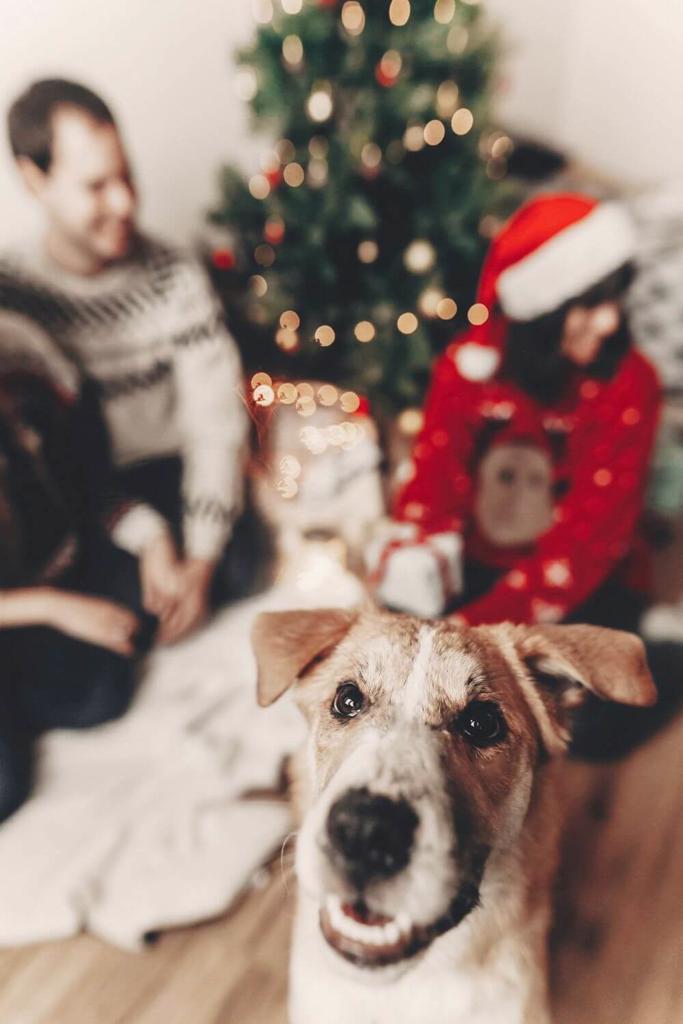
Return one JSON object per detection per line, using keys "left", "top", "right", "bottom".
{"left": 115, "top": 457, "right": 275, "bottom": 606}
{"left": 0, "top": 542, "right": 153, "bottom": 824}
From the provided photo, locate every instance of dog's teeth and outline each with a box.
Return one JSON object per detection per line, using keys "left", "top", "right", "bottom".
{"left": 382, "top": 922, "right": 401, "bottom": 944}
{"left": 396, "top": 914, "right": 412, "bottom": 936}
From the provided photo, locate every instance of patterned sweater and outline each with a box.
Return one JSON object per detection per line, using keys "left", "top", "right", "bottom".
{"left": 0, "top": 236, "right": 247, "bottom": 560}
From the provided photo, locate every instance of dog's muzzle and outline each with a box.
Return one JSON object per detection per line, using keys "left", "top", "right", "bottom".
{"left": 326, "top": 786, "right": 419, "bottom": 890}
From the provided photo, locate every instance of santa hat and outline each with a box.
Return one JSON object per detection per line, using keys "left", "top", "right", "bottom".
{"left": 479, "top": 194, "right": 637, "bottom": 323}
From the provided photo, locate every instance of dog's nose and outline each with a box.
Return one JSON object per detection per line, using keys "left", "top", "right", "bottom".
{"left": 326, "top": 787, "right": 419, "bottom": 888}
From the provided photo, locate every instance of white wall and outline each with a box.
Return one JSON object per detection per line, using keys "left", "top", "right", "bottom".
{"left": 0, "top": 0, "right": 681, "bottom": 247}
{"left": 0, "top": 0, "right": 262, "bottom": 246}
{"left": 488, "top": 0, "right": 683, "bottom": 186}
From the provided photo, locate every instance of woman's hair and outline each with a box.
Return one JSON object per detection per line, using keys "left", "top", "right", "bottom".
{"left": 501, "top": 262, "right": 635, "bottom": 403}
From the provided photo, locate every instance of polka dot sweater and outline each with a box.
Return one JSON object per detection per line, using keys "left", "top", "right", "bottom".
{"left": 394, "top": 337, "right": 661, "bottom": 625}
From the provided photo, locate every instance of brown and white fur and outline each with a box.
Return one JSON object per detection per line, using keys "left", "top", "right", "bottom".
{"left": 252, "top": 606, "right": 656, "bottom": 1024}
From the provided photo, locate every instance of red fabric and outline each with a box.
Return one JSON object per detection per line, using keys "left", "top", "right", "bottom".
{"left": 392, "top": 194, "right": 661, "bottom": 626}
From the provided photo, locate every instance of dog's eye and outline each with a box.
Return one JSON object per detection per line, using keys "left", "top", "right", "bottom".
{"left": 456, "top": 701, "right": 507, "bottom": 747}
{"left": 332, "top": 682, "right": 365, "bottom": 720}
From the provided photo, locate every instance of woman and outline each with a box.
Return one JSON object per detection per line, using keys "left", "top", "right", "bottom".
{"left": 375, "top": 194, "right": 661, "bottom": 631}
{"left": 0, "top": 315, "right": 156, "bottom": 822}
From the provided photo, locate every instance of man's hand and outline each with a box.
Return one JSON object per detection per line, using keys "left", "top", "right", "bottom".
{"left": 46, "top": 591, "right": 140, "bottom": 656}
{"left": 140, "top": 531, "right": 182, "bottom": 619}
{"left": 157, "top": 557, "right": 216, "bottom": 645}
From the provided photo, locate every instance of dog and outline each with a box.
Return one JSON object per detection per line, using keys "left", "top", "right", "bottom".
{"left": 252, "top": 605, "right": 656, "bottom": 1024}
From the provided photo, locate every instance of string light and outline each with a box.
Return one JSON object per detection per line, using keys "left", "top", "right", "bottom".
{"left": 280, "top": 455, "right": 302, "bottom": 479}
{"left": 434, "top": 0, "right": 455, "bottom": 23}
{"left": 447, "top": 25, "right": 469, "bottom": 54}
{"left": 318, "top": 384, "right": 338, "bottom": 406}
{"left": 404, "top": 125, "right": 425, "bottom": 152}
{"left": 282, "top": 35, "right": 304, "bottom": 66}
{"left": 281, "top": 0, "right": 303, "bottom": 12}
{"left": 341, "top": 1, "right": 365, "bottom": 35}
{"left": 451, "top": 108, "right": 474, "bottom": 135}
{"left": 307, "top": 159, "right": 329, "bottom": 187}
{"left": 277, "top": 477, "right": 299, "bottom": 499}
{"left": 491, "top": 134, "right": 513, "bottom": 159}
{"left": 468, "top": 303, "right": 489, "bottom": 325}
{"left": 358, "top": 240, "right": 379, "bottom": 263}
{"left": 284, "top": 162, "right": 305, "bottom": 186}
{"left": 254, "top": 244, "right": 275, "bottom": 266}
{"left": 436, "top": 81, "right": 459, "bottom": 118}
{"left": 276, "top": 327, "right": 299, "bottom": 351}
{"left": 249, "top": 275, "right": 268, "bottom": 296}
{"left": 397, "top": 312, "right": 419, "bottom": 334}
{"left": 424, "top": 119, "right": 446, "bottom": 146}
{"left": 280, "top": 310, "right": 301, "bottom": 330}
{"left": 389, "top": 0, "right": 411, "bottom": 26}
{"left": 361, "top": 142, "right": 382, "bottom": 169}
{"left": 251, "top": 372, "right": 272, "bottom": 388}
{"left": 354, "top": 321, "right": 376, "bottom": 343}
{"left": 277, "top": 382, "right": 298, "bottom": 404}
{"left": 248, "top": 174, "right": 270, "bottom": 199}
{"left": 297, "top": 382, "right": 314, "bottom": 397}
{"left": 419, "top": 287, "right": 445, "bottom": 316}
{"left": 404, "top": 240, "right": 436, "bottom": 274}
{"left": 307, "top": 82, "right": 334, "bottom": 122}
{"left": 253, "top": 383, "right": 275, "bottom": 406}
{"left": 315, "top": 325, "right": 336, "bottom": 346}
{"left": 437, "top": 297, "right": 458, "bottom": 319}
{"left": 296, "top": 395, "right": 317, "bottom": 417}
{"left": 398, "top": 408, "right": 424, "bottom": 435}
{"left": 275, "top": 139, "right": 296, "bottom": 163}
{"left": 340, "top": 392, "right": 361, "bottom": 413}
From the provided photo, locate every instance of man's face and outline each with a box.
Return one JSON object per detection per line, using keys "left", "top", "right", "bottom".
{"left": 30, "top": 106, "right": 137, "bottom": 268}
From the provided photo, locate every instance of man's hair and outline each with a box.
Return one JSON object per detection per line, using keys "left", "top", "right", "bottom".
{"left": 7, "top": 79, "right": 115, "bottom": 173}
{"left": 501, "top": 262, "right": 635, "bottom": 403}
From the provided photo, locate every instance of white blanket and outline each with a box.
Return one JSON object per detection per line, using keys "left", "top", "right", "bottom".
{"left": 0, "top": 546, "right": 363, "bottom": 951}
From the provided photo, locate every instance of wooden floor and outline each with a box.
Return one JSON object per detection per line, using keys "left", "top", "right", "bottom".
{"left": 0, "top": 711, "right": 682, "bottom": 1024}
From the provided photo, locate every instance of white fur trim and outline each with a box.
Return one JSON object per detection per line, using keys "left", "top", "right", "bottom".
{"left": 497, "top": 203, "right": 637, "bottom": 322}
{"left": 454, "top": 343, "right": 500, "bottom": 382}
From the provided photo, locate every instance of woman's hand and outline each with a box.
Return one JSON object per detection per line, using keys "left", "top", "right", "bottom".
{"left": 139, "top": 531, "right": 183, "bottom": 619}
{"left": 45, "top": 592, "right": 140, "bottom": 656}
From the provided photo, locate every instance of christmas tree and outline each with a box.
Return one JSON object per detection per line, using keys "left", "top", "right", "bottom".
{"left": 211, "top": 0, "right": 512, "bottom": 415}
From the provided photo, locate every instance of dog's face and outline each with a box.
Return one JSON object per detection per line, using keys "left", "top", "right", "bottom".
{"left": 253, "top": 607, "right": 655, "bottom": 973}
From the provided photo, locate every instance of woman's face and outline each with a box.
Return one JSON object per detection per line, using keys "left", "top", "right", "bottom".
{"left": 560, "top": 301, "right": 621, "bottom": 367}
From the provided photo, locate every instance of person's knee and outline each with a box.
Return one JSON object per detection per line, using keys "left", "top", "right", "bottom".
{"left": 0, "top": 734, "right": 33, "bottom": 824}
{"left": 64, "top": 661, "right": 137, "bottom": 729}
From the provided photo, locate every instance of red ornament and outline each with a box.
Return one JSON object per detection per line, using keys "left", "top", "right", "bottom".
{"left": 264, "top": 218, "right": 286, "bottom": 245}
{"left": 375, "top": 64, "right": 398, "bottom": 89}
{"left": 211, "top": 248, "right": 236, "bottom": 270}
{"left": 318, "top": 0, "right": 338, "bottom": 6}
{"left": 265, "top": 168, "right": 283, "bottom": 189}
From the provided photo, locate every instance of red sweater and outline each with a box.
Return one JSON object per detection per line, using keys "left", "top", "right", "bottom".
{"left": 393, "top": 337, "right": 660, "bottom": 625}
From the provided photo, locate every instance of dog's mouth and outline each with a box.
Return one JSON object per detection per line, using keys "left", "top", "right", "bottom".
{"left": 319, "top": 887, "right": 479, "bottom": 968}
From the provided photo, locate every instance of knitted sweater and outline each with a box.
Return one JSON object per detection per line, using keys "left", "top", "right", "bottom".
{"left": 394, "top": 338, "right": 661, "bottom": 625}
{"left": 0, "top": 237, "right": 247, "bottom": 561}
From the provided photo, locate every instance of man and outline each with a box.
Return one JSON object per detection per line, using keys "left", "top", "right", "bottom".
{"left": 1, "top": 79, "right": 250, "bottom": 643}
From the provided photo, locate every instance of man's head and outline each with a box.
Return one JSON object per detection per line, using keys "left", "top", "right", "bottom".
{"left": 8, "top": 79, "right": 137, "bottom": 272}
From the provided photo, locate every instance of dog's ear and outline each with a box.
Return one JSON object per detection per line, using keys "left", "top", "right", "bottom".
{"left": 509, "top": 624, "right": 657, "bottom": 753}
{"left": 251, "top": 608, "right": 358, "bottom": 707}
